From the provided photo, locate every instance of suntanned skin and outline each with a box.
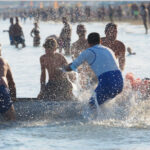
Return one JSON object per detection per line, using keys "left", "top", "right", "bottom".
{"left": 38, "top": 46, "right": 72, "bottom": 98}
{"left": 71, "top": 25, "right": 97, "bottom": 88}
{"left": 71, "top": 26, "right": 88, "bottom": 59}
{"left": 0, "top": 52, "right": 16, "bottom": 120}
{"left": 101, "top": 25, "right": 125, "bottom": 71}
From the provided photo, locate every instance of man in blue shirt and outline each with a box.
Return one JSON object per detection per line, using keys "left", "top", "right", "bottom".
{"left": 64, "top": 32, "right": 123, "bottom": 107}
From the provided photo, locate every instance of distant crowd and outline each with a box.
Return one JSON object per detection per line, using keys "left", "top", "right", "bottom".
{"left": 1, "top": 2, "right": 150, "bottom": 24}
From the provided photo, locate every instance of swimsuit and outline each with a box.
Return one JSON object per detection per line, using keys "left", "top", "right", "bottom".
{"left": 0, "top": 85, "right": 13, "bottom": 114}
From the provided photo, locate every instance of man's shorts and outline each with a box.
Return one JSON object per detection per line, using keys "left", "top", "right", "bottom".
{"left": 89, "top": 70, "right": 123, "bottom": 106}
{"left": 0, "top": 85, "right": 13, "bottom": 114}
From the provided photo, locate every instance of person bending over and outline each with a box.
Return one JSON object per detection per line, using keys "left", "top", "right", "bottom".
{"left": 64, "top": 32, "right": 123, "bottom": 108}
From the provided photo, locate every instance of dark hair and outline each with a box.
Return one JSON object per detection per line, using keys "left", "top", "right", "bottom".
{"left": 77, "top": 24, "right": 86, "bottom": 34}
{"left": 87, "top": 32, "right": 100, "bottom": 45}
{"left": 105, "top": 23, "right": 117, "bottom": 34}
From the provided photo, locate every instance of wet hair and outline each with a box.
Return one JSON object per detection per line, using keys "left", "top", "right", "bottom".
{"left": 105, "top": 23, "right": 117, "bottom": 34}
{"left": 87, "top": 32, "right": 100, "bottom": 45}
{"left": 77, "top": 24, "right": 86, "bottom": 34}
{"left": 43, "top": 38, "right": 57, "bottom": 50}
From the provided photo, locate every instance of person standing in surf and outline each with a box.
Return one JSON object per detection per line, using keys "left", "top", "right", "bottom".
{"left": 58, "top": 17, "right": 71, "bottom": 55}
{"left": 30, "top": 22, "right": 40, "bottom": 47}
{"left": 64, "top": 32, "right": 123, "bottom": 108}
{"left": 71, "top": 24, "right": 96, "bottom": 89}
{"left": 13, "top": 17, "right": 26, "bottom": 48}
{"left": 37, "top": 38, "right": 73, "bottom": 100}
{"left": 9, "top": 17, "right": 15, "bottom": 45}
{"left": 0, "top": 45, "right": 16, "bottom": 120}
{"left": 140, "top": 4, "right": 148, "bottom": 34}
{"left": 101, "top": 23, "right": 126, "bottom": 71}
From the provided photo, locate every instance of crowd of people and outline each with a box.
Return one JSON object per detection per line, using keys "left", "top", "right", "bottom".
{"left": 0, "top": 14, "right": 150, "bottom": 121}
{"left": 1, "top": 2, "right": 150, "bottom": 27}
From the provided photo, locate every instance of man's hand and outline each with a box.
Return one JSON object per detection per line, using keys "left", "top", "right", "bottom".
{"left": 64, "top": 63, "right": 72, "bottom": 72}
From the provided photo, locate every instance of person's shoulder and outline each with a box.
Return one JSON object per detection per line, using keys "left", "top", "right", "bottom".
{"left": 0, "top": 57, "right": 7, "bottom": 65}
{"left": 40, "top": 54, "right": 46, "bottom": 61}
{"left": 115, "top": 40, "right": 125, "bottom": 46}
{"left": 55, "top": 52, "right": 65, "bottom": 59}
{"left": 55, "top": 52, "right": 67, "bottom": 62}
{"left": 71, "top": 40, "right": 78, "bottom": 47}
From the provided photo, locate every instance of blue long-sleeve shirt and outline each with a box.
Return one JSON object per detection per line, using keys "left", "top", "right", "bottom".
{"left": 70, "top": 44, "right": 120, "bottom": 77}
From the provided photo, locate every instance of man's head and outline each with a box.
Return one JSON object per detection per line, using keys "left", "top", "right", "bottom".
{"left": 62, "top": 17, "right": 68, "bottom": 24}
{"left": 10, "top": 17, "right": 13, "bottom": 24}
{"left": 43, "top": 38, "right": 57, "bottom": 52}
{"left": 87, "top": 32, "right": 100, "bottom": 47}
{"left": 105, "top": 23, "right": 117, "bottom": 41}
{"left": 77, "top": 24, "right": 86, "bottom": 37}
{"left": 34, "top": 22, "right": 38, "bottom": 28}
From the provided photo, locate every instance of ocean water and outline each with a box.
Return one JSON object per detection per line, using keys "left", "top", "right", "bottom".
{"left": 0, "top": 19, "right": 150, "bottom": 150}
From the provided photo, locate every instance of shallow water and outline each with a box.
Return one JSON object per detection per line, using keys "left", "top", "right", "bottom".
{"left": 1, "top": 19, "right": 150, "bottom": 150}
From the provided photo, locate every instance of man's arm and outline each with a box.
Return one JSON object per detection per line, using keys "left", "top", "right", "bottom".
{"left": 118, "top": 42, "right": 126, "bottom": 71}
{"left": 6, "top": 64, "right": 16, "bottom": 101}
{"left": 40, "top": 57, "right": 46, "bottom": 91}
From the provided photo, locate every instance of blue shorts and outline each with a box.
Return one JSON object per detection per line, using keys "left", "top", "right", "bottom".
{"left": 0, "top": 85, "right": 13, "bottom": 114}
{"left": 89, "top": 70, "right": 123, "bottom": 106}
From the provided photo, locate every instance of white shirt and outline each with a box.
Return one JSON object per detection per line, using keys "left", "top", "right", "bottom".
{"left": 70, "top": 44, "right": 120, "bottom": 77}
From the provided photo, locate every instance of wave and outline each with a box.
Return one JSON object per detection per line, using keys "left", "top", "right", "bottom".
{"left": 1, "top": 83, "right": 150, "bottom": 129}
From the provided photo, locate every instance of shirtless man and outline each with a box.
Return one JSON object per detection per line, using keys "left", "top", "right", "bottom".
{"left": 13, "top": 17, "right": 26, "bottom": 48}
{"left": 101, "top": 23, "right": 126, "bottom": 71}
{"left": 71, "top": 24, "right": 88, "bottom": 59}
{"left": 0, "top": 46, "right": 16, "bottom": 120}
{"left": 37, "top": 38, "right": 73, "bottom": 100}
{"left": 58, "top": 17, "right": 71, "bottom": 55}
{"left": 71, "top": 24, "right": 96, "bottom": 89}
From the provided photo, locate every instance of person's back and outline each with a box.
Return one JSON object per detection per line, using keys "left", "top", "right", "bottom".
{"left": 38, "top": 38, "right": 73, "bottom": 100}
{"left": 40, "top": 53, "right": 68, "bottom": 81}
{"left": 0, "top": 49, "right": 16, "bottom": 120}
{"left": 72, "top": 44, "right": 119, "bottom": 77}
